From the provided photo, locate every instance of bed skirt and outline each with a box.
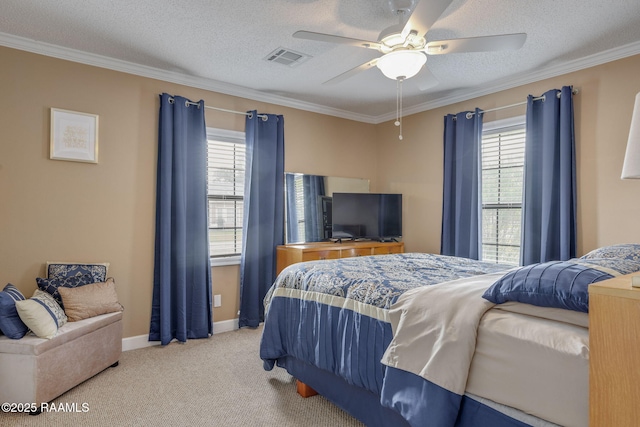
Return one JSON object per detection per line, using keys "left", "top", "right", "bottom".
{"left": 279, "top": 355, "right": 535, "bottom": 427}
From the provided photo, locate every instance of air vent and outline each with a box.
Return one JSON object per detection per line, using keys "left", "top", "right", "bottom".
{"left": 264, "top": 47, "right": 311, "bottom": 67}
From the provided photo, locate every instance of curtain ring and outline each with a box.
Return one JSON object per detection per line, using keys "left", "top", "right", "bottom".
{"left": 541, "top": 95, "right": 546, "bottom": 102}
{"left": 185, "top": 100, "right": 189, "bottom": 107}
{"left": 465, "top": 112, "right": 473, "bottom": 119}
{"left": 168, "top": 97, "right": 175, "bottom": 104}
{"left": 247, "top": 112, "right": 253, "bottom": 119}
{"left": 261, "top": 115, "right": 268, "bottom": 122}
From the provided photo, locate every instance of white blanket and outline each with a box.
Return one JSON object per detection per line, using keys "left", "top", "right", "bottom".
{"left": 380, "top": 272, "right": 505, "bottom": 395}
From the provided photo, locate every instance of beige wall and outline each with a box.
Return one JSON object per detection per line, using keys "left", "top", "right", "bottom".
{"left": 376, "top": 54, "right": 640, "bottom": 257}
{"left": 2, "top": 44, "right": 639, "bottom": 339}
{"left": 0, "top": 46, "right": 377, "bottom": 338}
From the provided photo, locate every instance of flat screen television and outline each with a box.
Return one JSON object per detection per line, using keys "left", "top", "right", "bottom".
{"left": 331, "top": 193, "right": 402, "bottom": 241}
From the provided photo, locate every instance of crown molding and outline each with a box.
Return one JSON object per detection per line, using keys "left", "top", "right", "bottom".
{"left": 1, "top": 32, "right": 639, "bottom": 125}
{"left": 0, "top": 32, "right": 377, "bottom": 124}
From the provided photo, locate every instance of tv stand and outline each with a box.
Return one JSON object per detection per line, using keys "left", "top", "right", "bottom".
{"left": 276, "top": 241, "right": 404, "bottom": 275}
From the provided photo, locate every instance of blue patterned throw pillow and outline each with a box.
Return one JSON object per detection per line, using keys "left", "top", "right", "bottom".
{"left": 581, "top": 244, "right": 640, "bottom": 262}
{"left": 36, "top": 273, "right": 97, "bottom": 309}
{"left": 0, "top": 283, "right": 29, "bottom": 339}
{"left": 46, "top": 262, "right": 109, "bottom": 283}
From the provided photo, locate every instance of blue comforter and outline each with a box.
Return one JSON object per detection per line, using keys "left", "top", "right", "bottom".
{"left": 263, "top": 252, "right": 509, "bottom": 310}
{"left": 260, "top": 253, "right": 509, "bottom": 423}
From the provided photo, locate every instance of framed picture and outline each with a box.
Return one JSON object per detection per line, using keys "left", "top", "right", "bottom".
{"left": 50, "top": 108, "right": 99, "bottom": 163}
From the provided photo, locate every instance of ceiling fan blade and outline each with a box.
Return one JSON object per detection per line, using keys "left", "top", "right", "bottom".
{"left": 293, "top": 31, "right": 382, "bottom": 50}
{"left": 416, "top": 66, "right": 439, "bottom": 91}
{"left": 402, "top": 0, "right": 454, "bottom": 39}
{"left": 425, "top": 33, "right": 527, "bottom": 55}
{"left": 323, "top": 58, "right": 380, "bottom": 85}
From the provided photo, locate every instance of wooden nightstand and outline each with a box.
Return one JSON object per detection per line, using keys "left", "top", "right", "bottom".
{"left": 589, "top": 273, "right": 640, "bottom": 426}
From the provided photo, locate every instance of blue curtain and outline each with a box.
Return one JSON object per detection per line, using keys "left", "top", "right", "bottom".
{"left": 239, "top": 111, "right": 285, "bottom": 328}
{"left": 441, "top": 109, "right": 483, "bottom": 260}
{"left": 521, "top": 86, "right": 576, "bottom": 265}
{"left": 303, "top": 175, "right": 325, "bottom": 242}
{"left": 149, "top": 93, "right": 212, "bottom": 345}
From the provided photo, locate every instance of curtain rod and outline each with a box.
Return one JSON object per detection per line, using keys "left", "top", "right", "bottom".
{"left": 164, "top": 95, "right": 268, "bottom": 120}
{"left": 460, "top": 89, "right": 579, "bottom": 119}
{"left": 203, "top": 105, "right": 268, "bottom": 120}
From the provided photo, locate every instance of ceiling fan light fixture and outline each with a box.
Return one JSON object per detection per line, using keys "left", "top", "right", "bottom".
{"left": 376, "top": 50, "right": 426, "bottom": 80}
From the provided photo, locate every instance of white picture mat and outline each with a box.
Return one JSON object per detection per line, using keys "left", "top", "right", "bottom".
{"left": 50, "top": 108, "right": 99, "bottom": 163}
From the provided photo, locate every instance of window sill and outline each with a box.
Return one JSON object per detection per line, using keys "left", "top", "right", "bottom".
{"left": 210, "top": 255, "right": 241, "bottom": 267}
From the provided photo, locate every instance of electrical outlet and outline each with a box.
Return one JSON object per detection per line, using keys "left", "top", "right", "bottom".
{"left": 214, "top": 294, "right": 222, "bottom": 307}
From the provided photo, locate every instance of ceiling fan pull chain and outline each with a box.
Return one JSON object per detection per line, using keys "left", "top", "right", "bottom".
{"left": 395, "top": 79, "right": 400, "bottom": 124}
{"left": 395, "top": 77, "right": 404, "bottom": 140}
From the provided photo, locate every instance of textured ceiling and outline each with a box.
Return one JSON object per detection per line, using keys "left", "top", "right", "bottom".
{"left": 1, "top": 0, "right": 640, "bottom": 123}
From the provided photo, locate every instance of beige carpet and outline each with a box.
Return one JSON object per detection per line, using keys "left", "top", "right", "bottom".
{"left": 1, "top": 327, "right": 364, "bottom": 426}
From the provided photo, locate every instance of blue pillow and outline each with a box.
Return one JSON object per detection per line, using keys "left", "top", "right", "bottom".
{"left": 46, "top": 262, "right": 109, "bottom": 283}
{"left": 36, "top": 273, "right": 97, "bottom": 309}
{"left": 482, "top": 259, "right": 635, "bottom": 312}
{"left": 581, "top": 244, "right": 640, "bottom": 262}
{"left": 0, "top": 283, "right": 29, "bottom": 339}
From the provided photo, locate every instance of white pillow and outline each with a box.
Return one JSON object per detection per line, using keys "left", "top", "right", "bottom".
{"left": 15, "top": 289, "right": 67, "bottom": 339}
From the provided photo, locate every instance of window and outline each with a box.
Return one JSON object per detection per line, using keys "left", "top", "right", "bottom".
{"left": 481, "top": 117, "right": 526, "bottom": 265}
{"left": 207, "top": 128, "right": 245, "bottom": 263}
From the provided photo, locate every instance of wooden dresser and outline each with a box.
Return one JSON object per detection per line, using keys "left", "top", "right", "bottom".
{"left": 588, "top": 273, "right": 640, "bottom": 426}
{"left": 276, "top": 241, "right": 404, "bottom": 275}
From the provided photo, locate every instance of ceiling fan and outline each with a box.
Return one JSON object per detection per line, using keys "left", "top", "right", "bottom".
{"left": 293, "top": 0, "right": 527, "bottom": 88}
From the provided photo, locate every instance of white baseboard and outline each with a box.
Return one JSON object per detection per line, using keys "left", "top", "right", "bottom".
{"left": 212, "top": 318, "right": 240, "bottom": 334}
{"left": 121, "top": 318, "right": 240, "bottom": 352}
{"left": 122, "top": 334, "right": 158, "bottom": 351}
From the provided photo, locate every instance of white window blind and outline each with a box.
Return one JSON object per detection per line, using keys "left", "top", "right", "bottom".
{"left": 207, "top": 129, "right": 245, "bottom": 258}
{"left": 292, "top": 174, "right": 306, "bottom": 239}
{"left": 481, "top": 119, "right": 525, "bottom": 265}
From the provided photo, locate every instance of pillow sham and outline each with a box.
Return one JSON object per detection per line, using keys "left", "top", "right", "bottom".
{"left": 0, "top": 284, "right": 28, "bottom": 339}
{"left": 482, "top": 258, "right": 640, "bottom": 312}
{"left": 581, "top": 244, "right": 640, "bottom": 262}
{"left": 59, "top": 278, "right": 123, "bottom": 322}
{"left": 46, "top": 262, "right": 109, "bottom": 283}
{"left": 15, "top": 289, "right": 67, "bottom": 339}
{"left": 36, "top": 273, "right": 97, "bottom": 308}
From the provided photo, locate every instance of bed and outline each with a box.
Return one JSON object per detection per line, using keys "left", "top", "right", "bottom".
{"left": 260, "top": 245, "right": 640, "bottom": 426}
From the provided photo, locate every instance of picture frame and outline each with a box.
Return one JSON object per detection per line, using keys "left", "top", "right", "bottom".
{"left": 50, "top": 108, "right": 99, "bottom": 163}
